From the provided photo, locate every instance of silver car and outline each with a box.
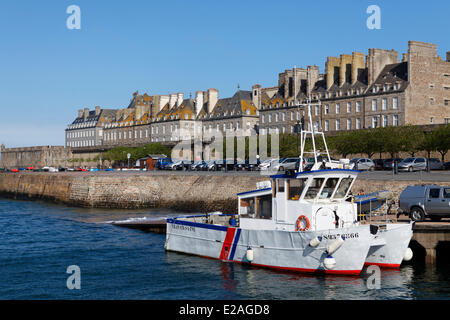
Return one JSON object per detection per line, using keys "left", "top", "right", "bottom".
{"left": 398, "top": 185, "right": 450, "bottom": 221}
{"left": 350, "top": 158, "right": 375, "bottom": 171}
{"left": 272, "top": 158, "right": 300, "bottom": 172}
{"left": 398, "top": 157, "right": 427, "bottom": 172}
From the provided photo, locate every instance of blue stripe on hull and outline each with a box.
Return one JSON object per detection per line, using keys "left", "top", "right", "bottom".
{"left": 229, "top": 228, "right": 241, "bottom": 260}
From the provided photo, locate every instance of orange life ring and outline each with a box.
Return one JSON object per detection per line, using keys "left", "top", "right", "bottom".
{"left": 296, "top": 215, "right": 310, "bottom": 232}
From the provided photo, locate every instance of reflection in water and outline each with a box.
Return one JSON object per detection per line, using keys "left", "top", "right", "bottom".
{"left": 163, "top": 252, "right": 422, "bottom": 300}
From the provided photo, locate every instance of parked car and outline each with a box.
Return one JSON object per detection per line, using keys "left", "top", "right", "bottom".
{"left": 397, "top": 157, "right": 427, "bottom": 172}
{"left": 190, "top": 160, "right": 206, "bottom": 171}
{"left": 350, "top": 158, "right": 375, "bottom": 171}
{"left": 155, "top": 158, "right": 172, "bottom": 170}
{"left": 444, "top": 162, "right": 450, "bottom": 170}
{"left": 167, "top": 160, "right": 191, "bottom": 170}
{"left": 234, "top": 160, "right": 247, "bottom": 171}
{"left": 383, "top": 158, "right": 403, "bottom": 170}
{"left": 398, "top": 185, "right": 450, "bottom": 221}
{"left": 428, "top": 158, "right": 443, "bottom": 170}
{"left": 272, "top": 158, "right": 300, "bottom": 172}
{"left": 373, "top": 159, "right": 385, "bottom": 170}
{"left": 258, "top": 159, "right": 279, "bottom": 171}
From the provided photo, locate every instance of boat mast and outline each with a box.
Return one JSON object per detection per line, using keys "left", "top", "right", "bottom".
{"left": 298, "top": 96, "right": 331, "bottom": 172}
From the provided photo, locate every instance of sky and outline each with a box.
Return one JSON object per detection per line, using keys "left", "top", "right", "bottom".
{"left": 0, "top": 0, "right": 449, "bottom": 148}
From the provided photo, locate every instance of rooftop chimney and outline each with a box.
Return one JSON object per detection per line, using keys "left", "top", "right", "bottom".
{"left": 83, "top": 108, "right": 89, "bottom": 121}
{"left": 351, "top": 52, "right": 365, "bottom": 84}
{"left": 177, "top": 92, "right": 184, "bottom": 107}
{"left": 169, "top": 93, "right": 177, "bottom": 108}
{"left": 339, "top": 54, "right": 352, "bottom": 86}
{"left": 78, "top": 109, "right": 83, "bottom": 118}
{"left": 326, "top": 57, "right": 340, "bottom": 89}
{"left": 207, "top": 88, "right": 218, "bottom": 114}
{"left": 195, "top": 91, "right": 204, "bottom": 116}
{"left": 402, "top": 53, "right": 408, "bottom": 62}
{"left": 95, "top": 106, "right": 101, "bottom": 116}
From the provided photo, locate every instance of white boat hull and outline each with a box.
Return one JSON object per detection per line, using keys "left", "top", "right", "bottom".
{"left": 365, "top": 223, "right": 413, "bottom": 268}
{"left": 165, "top": 218, "right": 374, "bottom": 275}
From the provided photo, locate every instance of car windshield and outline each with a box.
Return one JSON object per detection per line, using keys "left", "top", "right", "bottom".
{"left": 402, "top": 158, "right": 415, "bottom": 163}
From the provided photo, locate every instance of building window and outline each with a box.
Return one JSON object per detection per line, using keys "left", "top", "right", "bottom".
{"left": 430, "top": 98, "right": 435, "bottom": 106}
{"left": 268, "top": 114, "right": 272, "bottom": 123}
{"left": 356, "top": 101, "right": 361, "bottom": 113}
{"left": 430, "top": 117, "right": 434, "bottom": 124}
{"left": 393, "top": 115, "right": 399, "bottom": 126}
{"left": 393, "top": 97, "right": 398, "bottom": 109}
{"left": 315, "top": 106, "right": 319, "bottom": 116}
{"left": 382, "top": 98, "right": 387, "bottom": 110}
{"left": 290, "top": 111, "right": 294, "bottom": 120}
{"left": 275, "top": 113, "right": 279, "bottom": 122}
{"left": 445, "top": 118, "right": 450, "bottom": 124}
{"left": 325, "top": 120, "right": 329, "bottom": 132}
{"left": 336, "top": 103, "right": 340, "bottom": 114}
{"left": 336, "top": 119, "right": 341, "bottom": 131}
{"left": 325, "top": 104, "right": 329, "bottom": 115}
{"left": 347, "top": 119, "right": 352, "bottom": 130}
{"left": 282, "top": 112, "right": 286, "bottom": 121}
{"left": 372, "top": 116, "right": 378, "bottom": 128}
{"left": 382, "top": 115, "right": 388, "bottom": 127}
{"left": 372, "top": 99, "right": 377, "bottom": 111}
{"left": 347, "top": 102, "right": 351, "bottom": 113}
{"left": 261, "top": 115, "right": 265, "bottom": 123}
{"left": 356, "top": 118, "right": 361, "bottom": 129}
{"left": 445, "top": 100, "right": 450, "bottom": 106}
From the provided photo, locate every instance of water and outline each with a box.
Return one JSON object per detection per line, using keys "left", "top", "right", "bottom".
{"left": 0, "top": 198, "right": 449, "bottom": 300}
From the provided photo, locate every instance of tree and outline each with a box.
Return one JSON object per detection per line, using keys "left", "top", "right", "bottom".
{"left": 399, "top": 125, "right": 424, "bottom": 156}
{"left": 434, "top": 124, "right": 450, "bottom": 162}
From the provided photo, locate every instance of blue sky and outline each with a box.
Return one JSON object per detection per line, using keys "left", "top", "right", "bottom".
{"left": 0, "top": 0, "right": 449, "bottom": 147}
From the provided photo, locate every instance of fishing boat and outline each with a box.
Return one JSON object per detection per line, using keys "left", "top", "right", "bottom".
{"left": 164, "top": 99, "right": 413, "bottom": 274}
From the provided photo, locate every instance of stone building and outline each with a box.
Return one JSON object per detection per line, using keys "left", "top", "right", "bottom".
{"left": 66, "top": 106, "right": 117, "bottom": 148}
{"left": 65, "top": 40, "right": 450, "bottom": 152}
{"left": 258, "top": 40, "right": 450, "bottom": 135}
{"left": 199, "top": 89, "right": 259, "bottom": 140}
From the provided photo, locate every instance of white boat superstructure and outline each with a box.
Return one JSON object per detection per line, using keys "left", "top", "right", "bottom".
{"left": 164, "top": 99, "right": 413, "bottom": 275}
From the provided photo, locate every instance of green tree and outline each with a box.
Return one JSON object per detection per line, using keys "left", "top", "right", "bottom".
{"left": 434, "top": 124, "right": 450, "bottom": 162}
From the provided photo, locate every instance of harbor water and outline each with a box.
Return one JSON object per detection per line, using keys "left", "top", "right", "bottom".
{"left": 0, "top": 198, "right": 449, "bottom": 300}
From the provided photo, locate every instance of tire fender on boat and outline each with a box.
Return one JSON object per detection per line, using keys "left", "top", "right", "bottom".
{"left": 296, "top": 215, "right": 310, "bottom": 232}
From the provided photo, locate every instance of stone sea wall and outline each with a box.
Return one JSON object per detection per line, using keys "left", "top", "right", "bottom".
{"left": 0, "top": 172, "right": 448, "bottom": 213}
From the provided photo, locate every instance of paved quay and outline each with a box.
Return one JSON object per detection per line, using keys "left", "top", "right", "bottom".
{"left": 35, "top": 169, "right": 450, "bottom": 182}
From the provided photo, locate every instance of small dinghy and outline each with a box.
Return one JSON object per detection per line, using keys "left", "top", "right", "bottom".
{"left": 351, "top": 190, "right": 393, "bottom": 214}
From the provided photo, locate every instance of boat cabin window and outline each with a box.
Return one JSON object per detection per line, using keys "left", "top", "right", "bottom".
{"left": 304, "top": 178, "right": 325, "bottom": 200}
{"left": 319, "top": 178, "right": 339, "bottom": 199}
{"left": 334, "top": 177, "right": 354, "bottom": 198}
{"left": 287, "top": 178, "right": 308, "bottom": 200}
{"left": 239, "top": 195, "right": 272, "bottom": 219}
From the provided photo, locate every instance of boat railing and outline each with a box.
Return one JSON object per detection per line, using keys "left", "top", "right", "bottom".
{"left": 357, "top": 197, "right": 398, "bottom": 225}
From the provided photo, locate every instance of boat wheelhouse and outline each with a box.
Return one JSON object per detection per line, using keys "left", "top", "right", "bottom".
{"left": 238, "top": 169, "right": 359, "bottom": 232}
